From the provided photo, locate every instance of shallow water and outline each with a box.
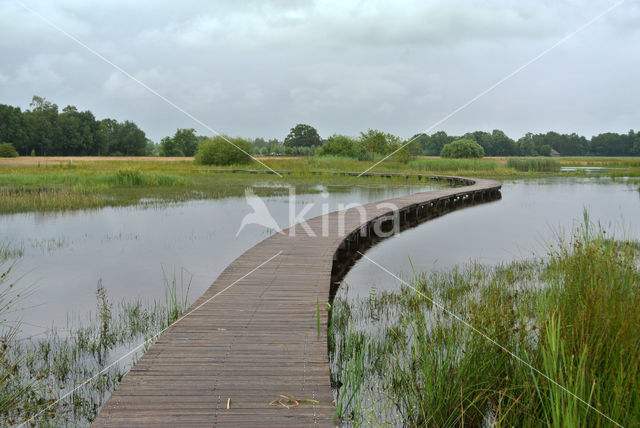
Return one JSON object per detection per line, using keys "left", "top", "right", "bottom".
{"left": 0, "top": 181, "right": 436, "bottom": 337}
{"left": 339, "top": 177, "right": 640, "bottom": 300}
{"left": 2, "top": 177, "right": 639, "bottom": 337}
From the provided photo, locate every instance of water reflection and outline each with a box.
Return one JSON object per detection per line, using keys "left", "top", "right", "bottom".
{"left": 340, "top": 177, "right": 640, "bottom": 300}
{"left": 0, "top": 181, "right": 437, "bottom": 337}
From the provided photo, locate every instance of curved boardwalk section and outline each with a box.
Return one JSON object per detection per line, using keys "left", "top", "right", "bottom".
{"left": 93, "top": 174, "right": 501, "bottom": 427}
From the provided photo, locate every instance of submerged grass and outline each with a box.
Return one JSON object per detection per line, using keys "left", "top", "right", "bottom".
{"left": 0, "top": 266, "right": 192, "bottom": 426}
{"left": 330, "top": 218, "right": 640, "bottom": 426}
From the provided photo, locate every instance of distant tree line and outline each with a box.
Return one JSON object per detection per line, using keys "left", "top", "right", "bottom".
{"left": 412, "top": 129, "right": 640, "bottom": 157}
{"left": 259, "top": 126, "right": 640, "bottom": 158}
{"left": 0, "top": 96, "right": 151, "bottom": 156}
{"left": 2, "top": 98, "right": 640, "bottom": 158}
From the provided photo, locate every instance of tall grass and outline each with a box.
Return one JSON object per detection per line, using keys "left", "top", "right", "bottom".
{"left": 507, "top": 157, "right": 561, "bottom": 172}
{"left": 162, "top": 267, "right": 192, "bottom": 325}
{"left": 331, "top": 219, "right": 640, "bottom": 426}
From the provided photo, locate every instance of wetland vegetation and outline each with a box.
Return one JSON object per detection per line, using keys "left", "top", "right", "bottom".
{"left": 1, "top": 156, "right": 639, "bottom": 426}
{"left": 1, "top": 155, "right": 638, "bottom": 214}
{"left": 330, "top": 218, "right": 640, "bottom": 426}
{"left": 0, "top": 259, "right": 191, "bottom": 426}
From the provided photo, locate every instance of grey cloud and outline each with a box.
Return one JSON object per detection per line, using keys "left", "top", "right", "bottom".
{"left": 1, "top": 0, "right": 638, "bottom": 142}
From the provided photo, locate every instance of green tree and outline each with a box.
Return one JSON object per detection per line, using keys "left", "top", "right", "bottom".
{"left": 284, "top": 124, "right": 321, "bottom": 148}
{"left": 172, "top": 128, "right": 199, "bottom": 156}
{"left": 0, "top": 105, "right": 28, "bottom": 155}
{"left": 0, "top": 142, "right": 19, "bottom": 158}
{"left": 552, "top": 133, "right": 589, "bottom": 156}
{"left": 253, "top": 137, "right": 267, "bottom": 150}
{"left": 410, "top": 133, "right": 431, "bottom": 155}
{"left": 428, "top": 131, "right": 456, "bottom": 156}
{"left": 195, "top": 136, "right": 253, "bottom": 165}
{"left": 590, "top": 133, "right": 624, "bottom": 156}
{"left": 24, "top": 96, "right": 58, "bottom": 156}
{"left": 262, "top": 139, "right": 283, "bottom": 155}
{"left": 516, "top": 133, "right": 537, "bottom": 156}
{"left": 491, "top": 129, "right": 516, "bottom": 156}
{"left": 440, "top": 139, "right": 484, "bottom": 158}
{"left": 464, "top": 131, "right": 494, "bottom": 155}
{"left": 145, "top": 139, "right": 159, "bottom": 156}
{"left": 159, "top": 136, "right": 184, "bottom": 156}
{"left": 317, "top": 134, "right": 368, "bottom": 160}
{"left": 359, "top": 129, "right": 400, "bottom": 155}
{"left": 95, "top": 118, "right": 118, "bottom": 155}
{"left": 55, "top": 106, "right": 95, "bottom": 155}
{"left": 630, "top": 130, "right": 640, "bottom": 156}
{"left": 110, "top": 121, "right": 147, "bottom": 156}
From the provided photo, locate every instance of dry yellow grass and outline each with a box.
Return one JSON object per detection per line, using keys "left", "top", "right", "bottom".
{"left": 0, "top": 156, "right": 194, "bottom": 166}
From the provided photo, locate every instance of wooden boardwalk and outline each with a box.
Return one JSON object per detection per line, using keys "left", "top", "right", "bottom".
{"left": 93, "top": 173, "right": 501, "bottom": 427}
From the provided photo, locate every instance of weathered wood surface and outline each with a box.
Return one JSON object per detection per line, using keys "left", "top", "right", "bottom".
{"left": 93, "top": 174, "right": 501, "bottom": 427}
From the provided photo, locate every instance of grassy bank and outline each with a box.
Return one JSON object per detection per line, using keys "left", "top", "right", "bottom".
{"left": 0, "top": 159, "right": 446, "bottom": 214}
{"left": 1, "top": 156, "right": 639, "bottom": 214}
{"left": 330, "top": 218, "right": 640, "bottom": 426}
{"left": 0, "top": 260, "right": 191, "bottom": 426}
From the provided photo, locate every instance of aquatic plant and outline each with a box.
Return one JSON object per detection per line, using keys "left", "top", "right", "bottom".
{"left": 331, "top": 220, "right": 640, "bottom": 426}
{"left": 507, "top": 157, "right": 561, "bottom": 172}
{"left": 0, "top": 269, "right": 192, "bottom": 425}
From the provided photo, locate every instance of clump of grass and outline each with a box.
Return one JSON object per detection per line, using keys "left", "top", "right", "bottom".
{"left": 0, "top": 187, "right": 106, "bottom": 213}
{"left": 331, "top": 218, "right": 640, "bottom": 426}
{"left": 115, "top": 168, "right": 186, "bottom": 187}
{"left": 162, "top": 267, "right": 192, "bottom": 325}
{"left": 507, "top": 157, "right": 560, "bottom": 172}
{"left": 0, "top": 241, "right": 24, "bottom": 259}
{"left": 115, "top": 168, "right": 143, "bottom": 185}
{"left": 0, "top": 270, "right": 192, "bottom": 425}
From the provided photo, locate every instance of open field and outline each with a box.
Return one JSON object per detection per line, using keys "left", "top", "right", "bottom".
{"left": 0, "top": 156, "right": 194, "bottom": 166}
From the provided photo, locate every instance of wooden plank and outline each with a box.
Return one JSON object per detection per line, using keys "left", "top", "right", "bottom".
{"left": 93, "top": 173, "right": 500, "bottom": 427}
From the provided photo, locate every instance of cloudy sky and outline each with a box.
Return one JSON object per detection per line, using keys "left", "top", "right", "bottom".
{"left": 1, "top": 0, "right": 638, "bottom": 142}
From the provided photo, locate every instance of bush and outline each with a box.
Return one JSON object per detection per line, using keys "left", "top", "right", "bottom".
{"left": 317, "top": 135, "right": 369, "bottom": 160}
{"left": 440, "top": 139, "right": 484, "bottom": 158}
{"left": 388, "top": 143, "right": 412, "bottom": 163}
{"left": 0, "top": 143, "right": 19, "bottom": 158}
{"left": 194, "top": 136, "right": 253, "bottom": 166}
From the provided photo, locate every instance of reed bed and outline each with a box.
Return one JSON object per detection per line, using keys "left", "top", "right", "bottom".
{"left": 330, "top": 217, "right": 640, "bottom": 426}
{"left": 507, "top": 157, "right": 561, "bottom": 172}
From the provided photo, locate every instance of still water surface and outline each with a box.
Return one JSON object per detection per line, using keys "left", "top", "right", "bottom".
{"left": 0, "top": 182, "right": 436, "bottom": 337}
{"left": 340, "top": 177, "right": 640, "bottom": 300}
{"left": 1, "top": 177, "right": 638, "bottom": 337}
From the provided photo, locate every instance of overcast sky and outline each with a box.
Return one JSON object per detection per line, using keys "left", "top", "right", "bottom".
{"left": 1, "top": 1, "right": 638, "bottom": 142}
